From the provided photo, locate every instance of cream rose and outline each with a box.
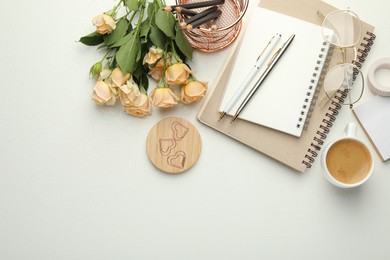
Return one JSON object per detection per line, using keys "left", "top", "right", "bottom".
{"left": 119, "top": 79, "right": 151, "bottom": 117}
{"left": 124, "top": 94, "right": 151, "bottom": 117}
{"left": 110, "top": 67, "right": 131, "bottom": 89}
{"left": 150, "top": 87, "right": 179, "bottom": 108}
{"left": 148, "top": 52, "right": 171, "bottom": 81}
{"left": 119, "top": 78, "right": 141, "bottom": 105}
{"left": 148, "top": 60, "right": 164, "bottom": 81}
{"left": 92, "top": 80, "right": 116, "bottom": 105}
{"left": 98, "top": 68, "right": 112, "bottom": 81}
{"left": 143, "top": 46, "right": 163, "bottom": 65}
{"left": 92, "top": 14, "right": 116, "bottom": 35}
{"left": 180, "top": 80, "right": 208, "bottom": 104}
{"left": 165, "top": 63, "right": 191, "bottom": 85}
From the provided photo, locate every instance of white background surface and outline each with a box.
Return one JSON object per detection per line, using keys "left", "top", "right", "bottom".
{"left": 1, "top": 0, "right": 390, "bottom": 259}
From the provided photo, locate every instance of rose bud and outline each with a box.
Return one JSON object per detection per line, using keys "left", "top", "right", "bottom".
{"left": 92, "top": 80, "right": 116, "bottom": 105}
{"left": 92, "top": 14, "right": 116, "bottom": 35}
{"left": 180, "top": 80, "right": 208, "bottom": 104}
{"left": 150, "top": 87, "right": 179, "bottom": 108}
{"left": 165, "top": 63, "right": 191, "bottom": 85}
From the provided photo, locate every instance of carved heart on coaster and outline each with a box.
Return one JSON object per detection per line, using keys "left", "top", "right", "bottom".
{"left": 171, "top": 122, "right": 189, "bottom": 141}
{"left": 159, "top": 138, "right": 176, "bottom": 156}
{"left": 146, "top": 117, "right": 202, "bottom": 174}
{"left": 167, "top": 151, "right": 186, "bottom": 169}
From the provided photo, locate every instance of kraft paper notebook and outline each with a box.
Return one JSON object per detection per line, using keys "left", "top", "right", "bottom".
{"left": 219, "top": 7, "right": 332, "bottom": 137}
{"left": 197, "top": 0, "right": 376, "bottom": 172}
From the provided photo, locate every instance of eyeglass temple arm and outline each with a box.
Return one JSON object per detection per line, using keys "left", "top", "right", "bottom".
{"left": 317, "top": 9, "right": 349, "bottom": 63}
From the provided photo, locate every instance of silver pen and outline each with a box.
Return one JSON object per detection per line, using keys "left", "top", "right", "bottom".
{"left": 230, "top": 34, "right": 296, "bottom": 123}
{"left": 219, "top": 33, "right": 281, "bottom": 121}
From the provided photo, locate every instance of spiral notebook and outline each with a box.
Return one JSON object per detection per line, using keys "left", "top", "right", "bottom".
{"left": 197, "top": 0, "right": 376, "bottom": 172}
{"left": 219, "top": 7, "right": 332, "bottom": 137}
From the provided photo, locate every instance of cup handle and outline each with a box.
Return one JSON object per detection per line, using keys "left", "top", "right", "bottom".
{"left": 344, "top": 122, "right": 357, "bottom": 138}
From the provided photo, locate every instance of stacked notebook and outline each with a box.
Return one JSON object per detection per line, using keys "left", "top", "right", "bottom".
{"left": 219, "top": 7, "right": 333, "bottom": 137}
{"left": 197, "top": 0, "right": 376, "bottom": 172}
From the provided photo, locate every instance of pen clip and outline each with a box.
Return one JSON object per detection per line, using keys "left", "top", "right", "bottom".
{"left": 267, "top": 34, "right": 295, "bottom": 66}
{"left": 256, "top": 36, "right": 275, "bottom": 61}
{"left": 267, "top": 48, "right": 281, "bottom": 66}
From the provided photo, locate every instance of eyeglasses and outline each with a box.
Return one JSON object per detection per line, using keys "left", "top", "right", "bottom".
{"left": 317, "top": 9, "right": 364, "bottom": 109}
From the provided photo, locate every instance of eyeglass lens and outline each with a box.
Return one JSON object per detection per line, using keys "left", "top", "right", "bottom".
{"left": 323, "top": 63, "right": 364, "bottom": 107}
{"left": 322, "top": 10, "right": 361, "bottom": 48}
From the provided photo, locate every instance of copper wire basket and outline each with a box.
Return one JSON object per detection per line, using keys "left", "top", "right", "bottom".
{"left": 175, "top": 0, "right": 249, "bottom": 52}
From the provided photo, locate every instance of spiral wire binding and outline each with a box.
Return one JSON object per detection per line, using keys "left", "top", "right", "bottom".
{"left": 300, "top": 41, "right": 334, "bottom": 130}
{"left": 302, "top": 31, "right": 376, "bottom": 169}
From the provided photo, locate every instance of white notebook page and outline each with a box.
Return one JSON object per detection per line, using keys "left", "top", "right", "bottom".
{"left": 219, "top": 7, "right": 330, "bottom": 137}
{"left": 353, "top": 96, "right": 390, "bottom": 161}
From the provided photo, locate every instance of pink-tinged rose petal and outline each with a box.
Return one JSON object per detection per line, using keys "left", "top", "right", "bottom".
{"left": 94, "top": 81, "right": 111, "bottom": 101}
{"left": 92, "top": 14, "right": 116, "bottom": 34}
{"left": 180, "top": 80, "right": 208, "bottom": 104}
{"left": 111, "top": 67, "right": 130, "bottom": 88}
{"left": 165, "top": 63, "right": 191, "bottom": 85}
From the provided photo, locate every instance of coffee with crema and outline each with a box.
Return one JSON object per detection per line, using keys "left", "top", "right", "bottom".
{"left": 326, "top": 139, "right": 372, "bottom": 184}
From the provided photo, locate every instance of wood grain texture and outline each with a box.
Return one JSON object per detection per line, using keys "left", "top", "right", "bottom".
{"left": 146, "top": 117, "right": 202, "bottom": 174}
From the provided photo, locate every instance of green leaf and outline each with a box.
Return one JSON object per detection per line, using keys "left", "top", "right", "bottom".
{"left": 79, "top": 32, "right": 104, "bottom": 46}
{"left": 140, "top": 73, "right": 149, "bottom": 91}
{"left": 133, "top": 62, "right": 146, "bottom": 79}
{"left": 150, "top": 26, "right": 167, "bottom": 49}
{"left": 136, "top": 46, "right": 142, "bottom": 61}
{"left": 175, "top": 24, "right": 193, "bottom": 60}
{"left": 125, "top": 0, "right": 139, "bottom": 11}
{"left": 116, "top": 34, "right": 141, "bottom": 73}
{"left": 147, "top": 1, "right": 155, "bottom": 17}
{"left": 148, "top": 0, "right": 160, "bottom": 17}
{"left": 97, "top": 44, "right": 107, "bottom": 50}
{"left": 155, "top": 9, "right": 175, "bottom": 38}
{"left": 140, "top": 18, "right": 151, "bottom": 38}
{"left": 104, "top": 18, "right": 129, "bottom": 46}
{"left": 111, "top": 31, "right": 134, "bottom": 48}
{"left": 126, "top": 24, "right": 133, "bottom": 34}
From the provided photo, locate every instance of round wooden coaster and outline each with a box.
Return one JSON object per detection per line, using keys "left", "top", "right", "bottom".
{"left": 146, "top": 117, "right": 202, "bottom": 174}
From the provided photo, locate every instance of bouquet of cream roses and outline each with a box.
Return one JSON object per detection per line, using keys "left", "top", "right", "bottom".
{"left": 79, "top": 0, "right": 208, "bottom": 117}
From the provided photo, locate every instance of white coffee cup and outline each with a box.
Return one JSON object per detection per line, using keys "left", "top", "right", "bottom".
{"left": 322, "top": 122, "right": 374, "bottom": 188}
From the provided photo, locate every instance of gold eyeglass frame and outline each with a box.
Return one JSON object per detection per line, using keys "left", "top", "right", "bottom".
{"left": 317, "top": 9, "right": 365, "bottom": 109}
